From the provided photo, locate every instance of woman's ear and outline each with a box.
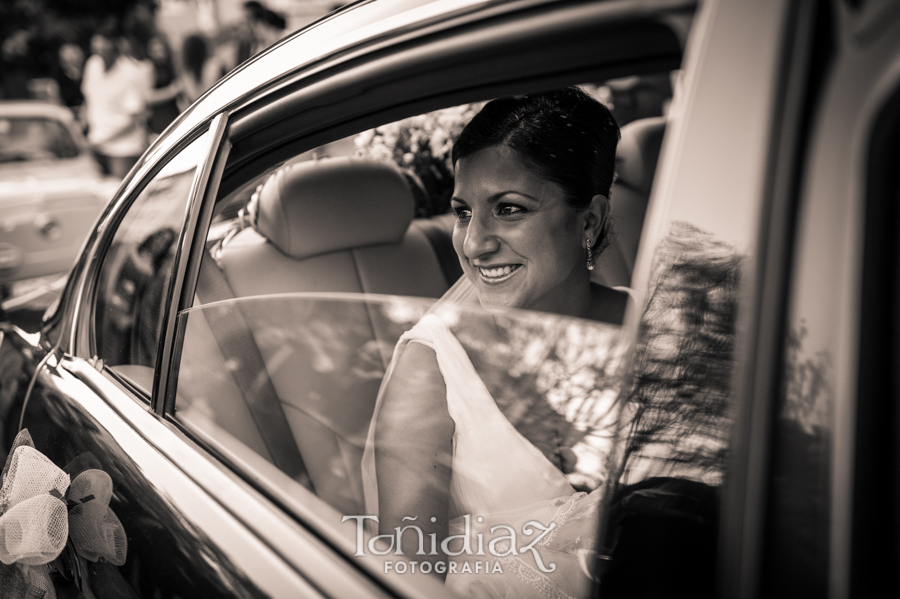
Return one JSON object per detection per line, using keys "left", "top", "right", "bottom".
{"left": 583, "top": 194, "right": 609, "bottom": 245}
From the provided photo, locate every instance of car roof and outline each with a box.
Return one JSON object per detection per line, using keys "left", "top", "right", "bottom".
{"left": 149, "top": 0, "right": 480, "bottom": 156}
{"left": 149, "top": 0, "right": 659, "bottom": 163}
{"left": 0, "top": 100, "right": 78, "bottom": 122}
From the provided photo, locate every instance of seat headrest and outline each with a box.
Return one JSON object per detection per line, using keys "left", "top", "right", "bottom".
{"left": 255, "top": 157, "right": 414, "bottom": 260}
{"left": 614, "top": 116, "right": 666, "bottom": 196}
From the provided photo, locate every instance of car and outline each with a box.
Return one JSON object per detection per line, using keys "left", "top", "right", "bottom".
{"left": 0, "top": 101, "right": 118, "bottom": 298}
{"left": 0, "top": 0, "right": 897, "bottom": 597}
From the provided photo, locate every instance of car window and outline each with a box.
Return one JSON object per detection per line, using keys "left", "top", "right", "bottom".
{"left": 170, "top": 81, "right": 679, "bottom": 591}
{"left": 94, "top": 131, "right": 209, "bottom": 394}
{"left": 0, "top": 116, "right": 79, "bottom": 162}
{"left": 171, "top": 294, "right": 628, "bottom": 541}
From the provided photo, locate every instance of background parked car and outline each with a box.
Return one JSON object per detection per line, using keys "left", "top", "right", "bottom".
{"left": 0, "top": 101, "right": 118, "bottom": 298}
{"left": 0, "top": 0, "right": 897, "bottom": 598}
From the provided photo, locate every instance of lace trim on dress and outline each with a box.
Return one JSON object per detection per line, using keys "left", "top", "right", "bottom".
{"left": 537, "top": 492, "right": 583, "bottom": 547}
{"left": 490, "top": 491, "right": 591, "bottom": 599}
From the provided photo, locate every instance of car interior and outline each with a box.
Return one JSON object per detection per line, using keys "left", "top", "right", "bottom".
{"left": 78, "top": 41, "right": 725, "bottom": 591}
{"left": 95, "top": 76, "right": 671, "bottom": 519}
{"left": 164, "top": 81, "right": 670, "bottom": 518}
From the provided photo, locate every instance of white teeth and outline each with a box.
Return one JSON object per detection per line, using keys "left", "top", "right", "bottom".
{"left": 479, "top": 265, "right": 517, "bottom": 278}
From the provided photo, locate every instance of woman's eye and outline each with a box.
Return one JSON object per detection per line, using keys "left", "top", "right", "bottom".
{"left": 497, "top": 204, "right": 525, "bottom": 217}
{"left": 452, "top": 206, "right": 472, "bottom": 220}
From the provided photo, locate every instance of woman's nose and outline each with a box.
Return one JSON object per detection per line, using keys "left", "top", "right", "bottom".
{"left": 463, "top": 213, "right": 500, "bottom": 259}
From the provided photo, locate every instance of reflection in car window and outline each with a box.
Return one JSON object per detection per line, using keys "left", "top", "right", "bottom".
{"left": 598, "top": 221, "right": 741, "bottom": 599}
{"left": 0, "top": 117, "right": 79, "bottom": 162}
{"left": 94, "top": 132, "right": 209, "bottom": 390}
{"left": 171, "top": 295, "right": 627, "bottom": 541}
{"left": 613, "top": 222, "right": 739, "bottom": 487}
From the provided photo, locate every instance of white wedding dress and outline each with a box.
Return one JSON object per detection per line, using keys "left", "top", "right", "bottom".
{"left": 362, "top": 312, "right": 604, "bottom": 599}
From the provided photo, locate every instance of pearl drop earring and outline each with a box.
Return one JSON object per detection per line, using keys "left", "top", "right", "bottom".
{"left": 586, "top": 237, "right": 595, "bottom": 271}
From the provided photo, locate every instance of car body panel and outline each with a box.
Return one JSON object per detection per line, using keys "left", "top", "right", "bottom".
{"left": 25, "top": 355, "right": 319, "bottom": 598}
{"left": 780, "top": 3, "right": 900, "bottom": 595}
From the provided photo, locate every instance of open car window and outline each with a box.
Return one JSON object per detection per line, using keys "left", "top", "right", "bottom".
{"left": 164, "top": 77, "right": 727, "bottom": 593}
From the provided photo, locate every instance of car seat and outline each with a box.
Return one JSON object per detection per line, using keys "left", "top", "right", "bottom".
{"left": 216, "top": 156, "right": 451, "bottom": 298}
{"left": 593, "top": 116, "right": 666, "bottom": 288}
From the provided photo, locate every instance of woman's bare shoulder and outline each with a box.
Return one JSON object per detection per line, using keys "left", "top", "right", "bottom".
{"left": 377, "top": 341, "right": 452, "bottom": 438}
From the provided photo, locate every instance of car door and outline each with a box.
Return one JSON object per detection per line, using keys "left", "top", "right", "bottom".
{"left": 599, "top": 0, "right": 831, "bottom": 597}
{"left": 154, "top": 5, "right": 688, "bottom": 599}
{"left": 753, "top": 1, "right": 900, "bottom": 598}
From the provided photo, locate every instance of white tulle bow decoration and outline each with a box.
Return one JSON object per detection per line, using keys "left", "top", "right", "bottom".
{"left": 67, "top": 469, "right": 127, "bottom": 567}
{"left": 0, "top": 429, "right": 128, "bottom": 599}
{"left": 0, "top": 445, "right": 70, "bottom": 566}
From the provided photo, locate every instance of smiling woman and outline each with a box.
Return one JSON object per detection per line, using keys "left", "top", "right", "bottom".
{"left": 362, "top": 88, "right": 628, "bottom": 597}
{"left": 449, "top": 88, "right": 626, "bottom": 320}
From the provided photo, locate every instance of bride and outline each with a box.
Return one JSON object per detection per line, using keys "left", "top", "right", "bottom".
{"left": 361, "top": 87, "right": 627, "bottom": 598}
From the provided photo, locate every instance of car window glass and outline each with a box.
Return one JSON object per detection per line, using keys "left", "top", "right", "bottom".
{"left": 595, "top": 76, "right": 749, "bottom": 595}
{"left": 94, "top": 131, "right": 209, "bottom": 394}
{"left": 171, "top": 295, "right": 628, "bottom": 552}
{"left": 171, "top": 80, "right": 678, "bottom": 591}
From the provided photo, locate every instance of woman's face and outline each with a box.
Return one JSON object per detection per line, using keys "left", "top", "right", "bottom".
{"left": 451, "top": 144, "right": 590, "bottom": 315}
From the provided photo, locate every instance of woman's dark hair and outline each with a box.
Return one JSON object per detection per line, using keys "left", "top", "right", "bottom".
{"left": 182, "top": 34, "right": 208, "bottom": 83}
{"left": 452, "top": 87, "right": 620, "bottom": 210}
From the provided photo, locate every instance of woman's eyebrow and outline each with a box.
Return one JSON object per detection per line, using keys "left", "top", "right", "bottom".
{"left": 487, "top": 190, "right": 540, "bottom": 203}
{"left": 452, "top": 191, "right": 540, "bottom": 204}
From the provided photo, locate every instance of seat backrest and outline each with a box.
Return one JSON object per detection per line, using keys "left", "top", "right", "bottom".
{"left": 185, "top": 157, "right": 455, "bottom": 514}
{"left": 219, "top": 156, "right": 451, "bottom": 298}
{"left": 593, "top": 116, "right": 666, "bottom": 288}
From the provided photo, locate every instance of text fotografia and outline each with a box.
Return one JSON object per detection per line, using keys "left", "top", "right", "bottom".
{"left": 342, "top": 514, "right": 558, "bottom": 574}
{"left": 385, "top": 559, "right": 503, "bottom": 575}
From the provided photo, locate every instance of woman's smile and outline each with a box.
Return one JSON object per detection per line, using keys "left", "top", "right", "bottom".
{"left": 477, "top": 263, "right": 522, "bottom": 282}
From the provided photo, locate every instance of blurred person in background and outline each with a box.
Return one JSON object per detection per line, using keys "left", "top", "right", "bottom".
{"left": 1, "top": 31, "right": 31, "bottom": 100}
{"left": 256, "top": 5, "right": 287, "bottom": 50}
{"left": 235, "top": 0, "right": 287, "bottom": 64}
{"left": 52, "top": 43, "right": 85, "bottom": 115}
{"left": 81, "top": 24, "right": 152, "bottom": 178}
{"left": 145, "top": 35, "right": 182, "bottom": 137}
{"left": 179, "top": 34, "right": 225, "bottom": 109}
{"left": 235, "top": 0, "right": 265, "bottom": 64}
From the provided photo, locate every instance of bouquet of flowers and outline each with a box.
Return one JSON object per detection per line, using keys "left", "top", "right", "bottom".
{"left": 0, "top": 429, "right": 127, "bottom": 599}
